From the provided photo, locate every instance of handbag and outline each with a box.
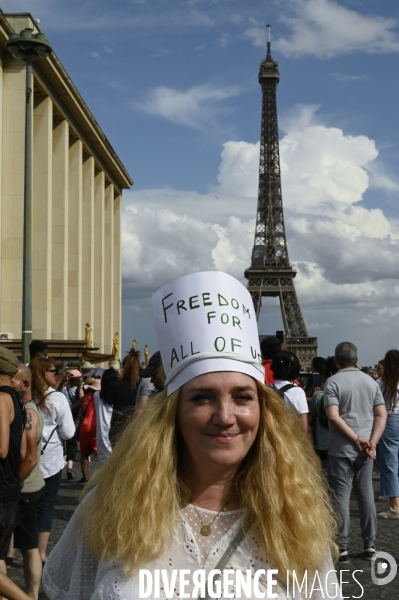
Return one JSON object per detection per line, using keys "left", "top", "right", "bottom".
{"left": 198, "top": 515, "right": 253, "bottom": 600}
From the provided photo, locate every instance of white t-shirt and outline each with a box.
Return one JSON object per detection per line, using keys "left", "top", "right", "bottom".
{"left": 377, "top": 379, "right": 399, "bottom": 415}
{"left": 43, "top": 495, "right": 340, "bottom": 600}
{"left": 272, "top": 380, "right": 309, "bottom": 415}
{"left": 40, "top": 388, "right": 76, "bottom": 479}
{"left": 93, "top": 390, "right": 113, "bottom": 463}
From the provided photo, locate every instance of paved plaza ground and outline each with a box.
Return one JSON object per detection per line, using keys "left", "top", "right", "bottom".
{"left": 6, "top": 456, "right": 399, "bottom": 599}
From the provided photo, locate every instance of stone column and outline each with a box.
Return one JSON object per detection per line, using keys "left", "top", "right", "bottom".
{"left": 1, "top": 57, "right": 26, "bottom": 337}
{"left": 113, "top": 194, "right": 122, "bottom": 354}
{"left": 93, "top": 170, "right": 105, "bottom": 351}
{"left": 51, "top": 119, "right": 69, "bottom": 338}
{"left": 32, "top": 94, "right": 53, "bottom": 339}
{"left": 68, "top": 138, "right": 83, "bottom": 339}
{"left": 82, "top": 155, "right": 95, "bottom": 331}
{"left": 0, "top": 51, "right": 3, "bottom": 321}
{"left": 103, "top": 182, "right": 114, "bottom": 354}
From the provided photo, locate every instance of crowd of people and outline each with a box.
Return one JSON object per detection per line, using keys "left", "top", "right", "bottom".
{"left": 259, "top": 335, "right": 397, "bottom": 564}
{"left": 0, "top": 271, "right": 398, "bottom": 599}
{"left": 0, "top": 339, "right": 166, "bottom": 600}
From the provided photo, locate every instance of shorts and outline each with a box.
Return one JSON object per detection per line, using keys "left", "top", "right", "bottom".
{"left": 0, "top": 497, "right": 20, "bottom": 560}
{"left": 13, "top": 487, "right": 45, "bottom": 550}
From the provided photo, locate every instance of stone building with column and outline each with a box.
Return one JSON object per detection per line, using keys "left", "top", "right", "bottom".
{"left": 0, "top": 12, "right": 133, "bottom": 356}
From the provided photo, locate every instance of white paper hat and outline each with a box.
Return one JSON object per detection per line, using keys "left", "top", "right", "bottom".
{"left": 152, "top": 271, "right": 265, "bottom": 394}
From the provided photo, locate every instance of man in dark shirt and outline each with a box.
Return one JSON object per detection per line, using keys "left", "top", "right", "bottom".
{"left": 0, "top": 348, "right": 26, "bottom": 581}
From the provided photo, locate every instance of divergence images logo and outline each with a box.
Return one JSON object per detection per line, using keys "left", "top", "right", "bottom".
{"left": 371, "top": 551, "right": 397, "bottom": 586}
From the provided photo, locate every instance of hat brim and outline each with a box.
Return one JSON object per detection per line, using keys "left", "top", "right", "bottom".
{"left": 166, "top": 357, "right": 265, "bottom": 395}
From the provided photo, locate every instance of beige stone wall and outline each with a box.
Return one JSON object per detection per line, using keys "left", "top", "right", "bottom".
{"left": 1, "top": 56, "right": 25, "bottom": 335}
{"left": 0, "top": 49, "right": 127, "bottom": 354}
{"left": 33, "top": 94, "right": 53, "bottom": 339}
{"left": 51, "top": 118, "right": 69, "bottom": 339}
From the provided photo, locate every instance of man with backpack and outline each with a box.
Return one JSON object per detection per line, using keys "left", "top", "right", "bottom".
{"left": 269, "top": 350, "right": 309, "bottom": 435}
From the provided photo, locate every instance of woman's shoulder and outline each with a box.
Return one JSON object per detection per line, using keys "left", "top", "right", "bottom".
{"left": 46, "top": 388, "right": 70, "bottom": 406}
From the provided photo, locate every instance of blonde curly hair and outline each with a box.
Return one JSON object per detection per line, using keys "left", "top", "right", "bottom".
{"left": 80, "top": 380, "right": 337, "bottom": 579}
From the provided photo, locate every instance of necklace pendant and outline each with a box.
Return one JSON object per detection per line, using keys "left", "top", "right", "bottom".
{"left": 200, "top": 524, "right": 212, "bottom": 536}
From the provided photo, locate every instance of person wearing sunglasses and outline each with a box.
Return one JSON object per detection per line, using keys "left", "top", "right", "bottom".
{"left": 29, "top": 358, "right": 75, "bottom": 566}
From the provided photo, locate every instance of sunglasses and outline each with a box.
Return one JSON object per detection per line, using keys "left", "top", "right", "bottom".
{"left": 46, "top": 369, "right": 57, "bottom": 373}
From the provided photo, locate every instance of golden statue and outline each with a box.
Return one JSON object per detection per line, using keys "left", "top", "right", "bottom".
{"left": 131, "top": 339, "right": 137, "bottom": 351}
{"left": 112, "top": 332, "right": 119, "bottom": 358}
{"left": 144, "top": 344, "right": 149, "bottom": 365}
{"left": 85, "top": 323, "right": 92, "bottom": 348}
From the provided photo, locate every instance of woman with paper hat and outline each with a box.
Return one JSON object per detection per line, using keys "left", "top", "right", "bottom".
{"left": 43, "top": 272, "right": 338, "bottom": 600}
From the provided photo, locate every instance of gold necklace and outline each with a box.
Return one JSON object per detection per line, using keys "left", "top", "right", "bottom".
{"left": 192, "top": 495, "right": 232, "bottom": 536}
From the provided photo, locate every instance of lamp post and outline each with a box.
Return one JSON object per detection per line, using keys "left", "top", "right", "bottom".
{"left": 6, "top": 28, "right": 52, "bottom": 363}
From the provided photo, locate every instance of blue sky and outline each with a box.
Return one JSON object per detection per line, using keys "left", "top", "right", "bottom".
{"left": 3, "top": 0, "right": 399, "bottom": 365}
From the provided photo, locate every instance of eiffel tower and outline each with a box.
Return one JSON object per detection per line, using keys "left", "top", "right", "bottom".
{"left": 244, "top": 25, "right": 317, "bottom": 370}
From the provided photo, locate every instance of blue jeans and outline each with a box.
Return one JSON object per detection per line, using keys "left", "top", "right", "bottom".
{"left": 379, "top": 414, "right": 399, "bottom": 498}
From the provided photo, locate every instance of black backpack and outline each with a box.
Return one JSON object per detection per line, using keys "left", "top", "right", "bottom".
{"left": 318, "top": 400, "right": 329, "bottom": 429}
{"left": 270, "top": 383, "right": 297, "bottom": 411}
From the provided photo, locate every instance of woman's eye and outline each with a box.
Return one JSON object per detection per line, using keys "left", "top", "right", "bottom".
{"left": 236, "top": 395, "right": 252, "bottom": 402}
{"left": 191, "top": 394, "right": 210, "bottom": 403}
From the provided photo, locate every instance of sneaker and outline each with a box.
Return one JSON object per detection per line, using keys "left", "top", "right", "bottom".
{"left": 77, "top": 477, "right": 89, "bottom": 484}
{"left": 66, "top": 469, "right": 74, "bottom": 480}
{"left": 363, "top": 547, "right": 377, "bottom": 561}
{"left": 378, "top": 507, "right": 399, "bottom": 519}
{"left": 377, "top": 495, "right": 389, "bottom": 501}
{"left": 339, "top": 549, "right": 349, "bottom": 564}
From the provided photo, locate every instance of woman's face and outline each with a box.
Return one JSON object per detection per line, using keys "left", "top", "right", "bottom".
{"left": 177, "top": 371, "right": 260, "bottom": 474}
{"left": 44, "top": 364, "right": 57, "bottom": 388}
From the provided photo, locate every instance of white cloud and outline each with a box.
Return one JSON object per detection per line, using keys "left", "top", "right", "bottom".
{"left": 188, "top": 9, "right": 215, "bottom": 27}
{"left": 212, "top": 141, "right": 259, "bottom": 197}
{"left": 279, "top": 104, "right": 379, "bottom": 211}
{"left": 243, "top": 0, "right": 399, "bottom": 58}
{"left": 133, "top": 83, "right": 241, "bottom": 129}
{"left": 329, "top": 73, "right": 368, "bottom": 82}
{"left": 307, "top": 322, "right": 333, "bottom": 330}
{"left": 230, "top": 14, "right": 244, "bottom": 25}
{"left": 122, "top": 104, "right": 399, "bottom": 361}
{"left": 149, "top": 47, "right": 171, "bottom": 58}
{"left": 366, "top": 161, "right": 399, "bottom": 197}
{"left": 218, "top": 33, "right": 233, "bottom": 48}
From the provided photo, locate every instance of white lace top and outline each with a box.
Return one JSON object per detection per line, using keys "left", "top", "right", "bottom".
{"left": 43, "top": 500, "right": 341, "bottom": 600}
